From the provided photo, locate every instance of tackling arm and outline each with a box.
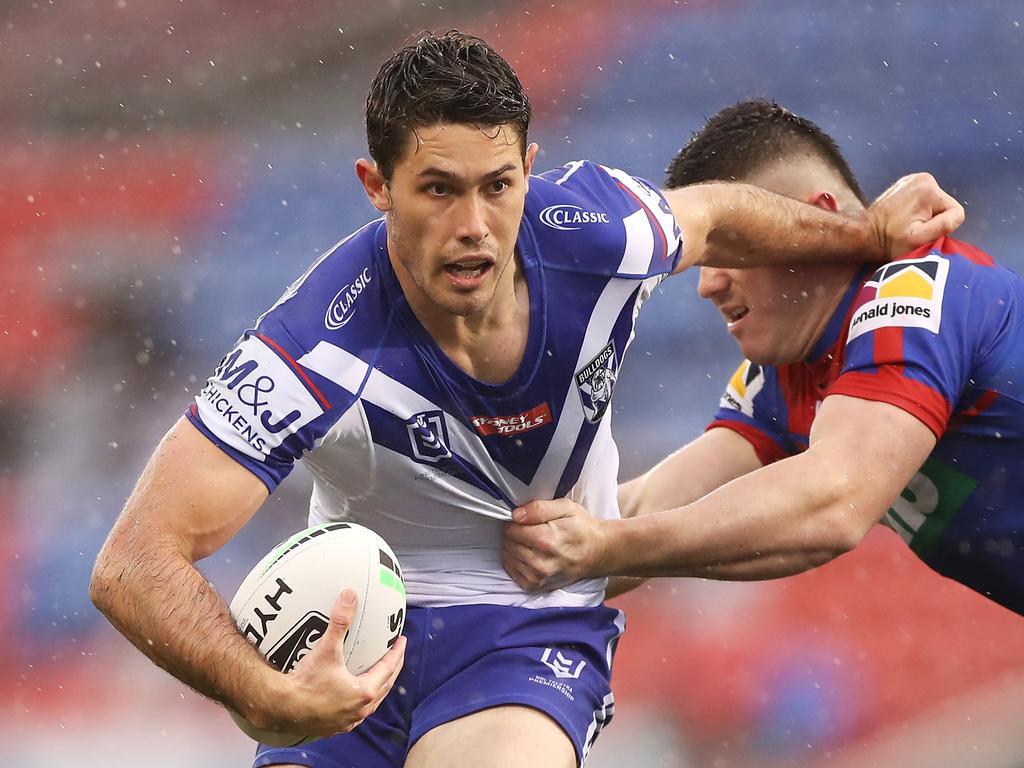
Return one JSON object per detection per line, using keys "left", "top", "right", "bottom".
{"left": 665, "top": 173, "right": 963, "bottom": 272}
{"left": 601, "top": 395, "right": 937, "bottom": 579}
{"left": 606, "top": 428, "right": 763, "bottom": 597}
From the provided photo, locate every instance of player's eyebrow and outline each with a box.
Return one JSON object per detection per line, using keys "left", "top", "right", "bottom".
{"left": 417, "top": 163, "right": 517, "bottom": 183}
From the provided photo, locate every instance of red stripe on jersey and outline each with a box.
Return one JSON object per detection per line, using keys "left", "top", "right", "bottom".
{"left": 255, "top": 333, "right": 333, "bottom": 411}
{"left": 872, "top": 325, "right": 905, "bottom": 375}
{"left": 190, "top": 402, "right": 198, "bottom": 417}
{"left": 615, "top": 181, "right": 668, "bottom": 261}
{"left": 940, "top": 236, "right": 995, "bottom": 267}
{"left": 706, "top": 419, "right": 790, "bottom": 465}
{"left": 827, "top": 370, "right": 950, "bottom": 439}
{"left": 948, "top": 389, "right": 999, "bottom": 431}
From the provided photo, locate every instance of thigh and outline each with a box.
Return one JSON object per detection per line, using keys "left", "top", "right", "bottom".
{"left": 405, "top": 705, "right": 575, "bottom": 768}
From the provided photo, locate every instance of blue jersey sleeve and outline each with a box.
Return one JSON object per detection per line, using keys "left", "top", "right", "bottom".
{"left": 829, "top": 238, "right": 1010, "bottom": 438}
{"left": 528, "top": 161, "right": 683, "bottom": 278}
{"left": 186, "top": 227, "right": 384, "bottom": 492}
{"left": 706, "top": 360, "right": 794, "bottom": 464}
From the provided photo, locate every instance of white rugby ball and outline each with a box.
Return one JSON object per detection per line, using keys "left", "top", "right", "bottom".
{"left": 227, "top": 521, "right": 406, "bottom": 747}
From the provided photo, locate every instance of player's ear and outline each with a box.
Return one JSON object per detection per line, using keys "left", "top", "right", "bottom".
{"left": 810, "top": 191, "right": 838, "bottom": 212}
{"left": 356, "top": 159, "right": 392, "bottom": 212}
{"left": 523, "top": 142, "right": 539, "bottom": 189}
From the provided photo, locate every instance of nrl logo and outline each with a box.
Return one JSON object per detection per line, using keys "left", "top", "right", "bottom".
{"left": 406, "top": 409, "right": 452, "bottom": 463}
{"left": 575, "top": 341, "right": 618, "bottom": 423}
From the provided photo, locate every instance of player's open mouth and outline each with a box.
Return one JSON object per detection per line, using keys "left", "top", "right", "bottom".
{"left": 725, "top": 306, "right": 749, "bottom": 327}
{"left": 444, "top": 258, "right": 493, "bottom": 289}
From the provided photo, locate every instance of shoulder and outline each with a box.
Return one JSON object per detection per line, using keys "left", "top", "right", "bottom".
{"left": 255, "top": 219, "right": 393, "bottom": 356}
{"left": 522, "top": 161, "right": 681, "bottom": 277}
{"left": 848, "top": 237, "right": 1018, "bottom": 343}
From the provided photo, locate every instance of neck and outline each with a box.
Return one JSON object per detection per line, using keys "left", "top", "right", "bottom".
{"left": 796, "top": 264, "right": 863, "bottom": 362}
{"left": 391, "top": 243, "right": 531, "bottom": 384}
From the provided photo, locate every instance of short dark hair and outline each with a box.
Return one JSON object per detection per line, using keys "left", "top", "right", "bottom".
{"left": 365, "top": 30, "right": 532, "bottom": 179}
{"left": 665, "top": 99, "right": 866, "bottom": 204}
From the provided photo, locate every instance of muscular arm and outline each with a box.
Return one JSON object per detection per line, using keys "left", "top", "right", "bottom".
{"left": 665, "top": 174, "right": 963, "bottom": 272}
{"left": 90, "top": 417, "right": 284, "bottom": 723}
{"left": 605, "top": 428, "right": 764, "bottom": 598}
{"left": 90, "top": 417, "right": 403, "bottom": 735}
{"left": 618, "top": 427, "right": 763, "bottom": 519}
{"left": 601, "top": 395, "right": 937, "bottom": 579}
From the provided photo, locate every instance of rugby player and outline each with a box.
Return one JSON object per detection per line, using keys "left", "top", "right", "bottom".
{"left": 90, "top": 37, "right": 963, "bottom": 768}
{"left": 503, "top": 99, "right": 1024, "bottom": 620}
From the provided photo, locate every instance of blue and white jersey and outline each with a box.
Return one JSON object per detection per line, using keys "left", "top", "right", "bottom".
{"left": 188, "top": 161, "right": 682, "bottom": 608}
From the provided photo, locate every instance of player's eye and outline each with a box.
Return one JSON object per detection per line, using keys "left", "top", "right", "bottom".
{"left": 488, "top": 179, "right": 510, "bottom": 194}
{"left": 424, "top": 182, "right": 449, "bottom": 196}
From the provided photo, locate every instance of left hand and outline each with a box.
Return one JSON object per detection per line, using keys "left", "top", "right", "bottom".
{"left": 868, "top": 172, "right": 965, "bottom": 259}
{"left": 502, "top": 499, "right": 610, "bottom": 592}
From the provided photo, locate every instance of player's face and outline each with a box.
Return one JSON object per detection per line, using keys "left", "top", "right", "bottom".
{"left": 364, "top": 123, "right": 538, "bottom": 320}
{"left": 698, "top": 159, "right": 860, "bottom": 364}
{"left": 698, "top": 263, "right": 836, "bottom": 365}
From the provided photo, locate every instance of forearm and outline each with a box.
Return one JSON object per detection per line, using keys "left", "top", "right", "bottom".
{"left": 90, "top": 524, "right": 283, "bottom": 727}
{"left": 668, "top": 183, "right": 879, "bottom": 270}
{"left": 602, "top": 449, "right": 868, "bottom": 580}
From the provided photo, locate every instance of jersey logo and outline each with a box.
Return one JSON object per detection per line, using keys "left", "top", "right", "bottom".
{"left": 471, "top": 402, "right": 552, "bottom": 437}
{"left": 575, "top": 341, "right": 618, "bottom": 423}
{"left": 720, "top": 360, "right": 764, "bottom": 417}
{"left": 847, "top": 255, "right": 948, "bottom": 343}
{"left": 196, "top": 335, "right": 326, "bottom": 459}
{"left": 406, "top": 409, "right": 452, "bottom": 463}
{"left": 538, "top": 204, "right": 611, "bottom": 231}
{"left": 325, "top": 266, "right": 372, "bottom": 330}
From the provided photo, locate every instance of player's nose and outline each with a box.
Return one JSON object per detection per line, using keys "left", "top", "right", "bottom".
{"left": 697, "top": 266, "right": 730, "bottom": 299}
{"left": 454, "top": 193, "right": 489, "bottom": 243}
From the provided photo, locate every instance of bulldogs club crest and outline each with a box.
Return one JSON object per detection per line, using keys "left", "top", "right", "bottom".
{"left": 406, "top": 409, "right": 452, "bottom": 463}
{"left": 575, "top": 341, "right": 618, "bottom": 423}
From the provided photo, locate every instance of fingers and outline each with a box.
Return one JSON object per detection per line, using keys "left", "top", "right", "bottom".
{"left": 512, "top": 498, "right": 575, "bottom": 524}
{"left": 359, "top": 635, "right": 406, "bottom": 691}
{"left": 501, "top": 543, "right": 548, "bottom": 590}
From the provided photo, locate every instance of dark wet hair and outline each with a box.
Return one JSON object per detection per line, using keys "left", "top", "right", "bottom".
{"left": 365, "top": 30, "right": 532, "bottom": 179}
{"left": 665, "top": 99, "right": 866, "bottom": 204}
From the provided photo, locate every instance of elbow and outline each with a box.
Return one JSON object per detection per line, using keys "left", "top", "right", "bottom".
{"left": 815, "top": 502, "right": 875, "bottom": 560}
{"left": 89, "top": 548, "right": 118, "bottom": 616}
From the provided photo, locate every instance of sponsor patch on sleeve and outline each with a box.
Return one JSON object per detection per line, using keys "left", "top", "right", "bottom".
{"left": 846, "top": 255, "right": 948, "bottom": 343}
{"left": 195, "top": 334, "right": 327, "bottom": 460}
{"left": 719, "top": 360, "right": 764, "bottom": 417}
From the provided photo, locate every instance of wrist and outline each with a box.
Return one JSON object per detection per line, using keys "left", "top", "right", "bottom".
{"left": 592, "top": 518, "right": 628, "bottom": 577}
{"left": 232, "top": 660, "right": 290, "bottom": 731}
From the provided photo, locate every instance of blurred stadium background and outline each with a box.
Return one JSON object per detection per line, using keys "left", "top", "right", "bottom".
{"left": 3, "top": 1, "right": 1024, "bottom": 766}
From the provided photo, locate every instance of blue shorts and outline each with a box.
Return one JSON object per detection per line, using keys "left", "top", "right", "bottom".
{"left": 253, "top": 602, "right": 624, "bottom": 768}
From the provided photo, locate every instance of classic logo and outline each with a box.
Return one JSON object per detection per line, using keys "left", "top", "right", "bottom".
{"left": 406, "top": 409, "right": 452, "bottom": 463}
{"left": 540, "top": 648, "right": 587, "bottom": 679}
{"left": 267, "top": 611, "right": 329, "bottom": 673}
{"left": 720, "top": 360, "right": 764, "bottom": 418}
{"left": 847, "top": 255, "right": 948, "bottom": 343}
{"left": 539, "top": 204, "right": 611, "bottom": 231}
{"left": 325, "top": 266, "right": 372, "bottom": 330}
{"left": 197, "top": 335, "right": 325, "bottom": 458}
{"left": 575, "top": 341, "right": 618, "bottom": 423}
{"left": 471, "top": 402, "right": 552, "bottom": 436}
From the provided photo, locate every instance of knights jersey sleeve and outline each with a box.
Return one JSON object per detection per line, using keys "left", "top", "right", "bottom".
{"left": 827, "top": 238, "right": 1012, "bottom": 438}
{"left": 705, "top": 360, "right": 794, "bottom": 465}
{"left": 529, "top": 161, "right": 683, "bottom": 278}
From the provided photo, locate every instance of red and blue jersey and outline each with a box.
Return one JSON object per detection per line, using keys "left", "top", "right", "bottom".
{"left": 710, "top": 238, "right": 1024, "bottom": 615}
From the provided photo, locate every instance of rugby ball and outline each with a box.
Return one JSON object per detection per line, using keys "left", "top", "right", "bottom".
{"left": 228, "top": 521, "right": 406, "bottom": 747}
